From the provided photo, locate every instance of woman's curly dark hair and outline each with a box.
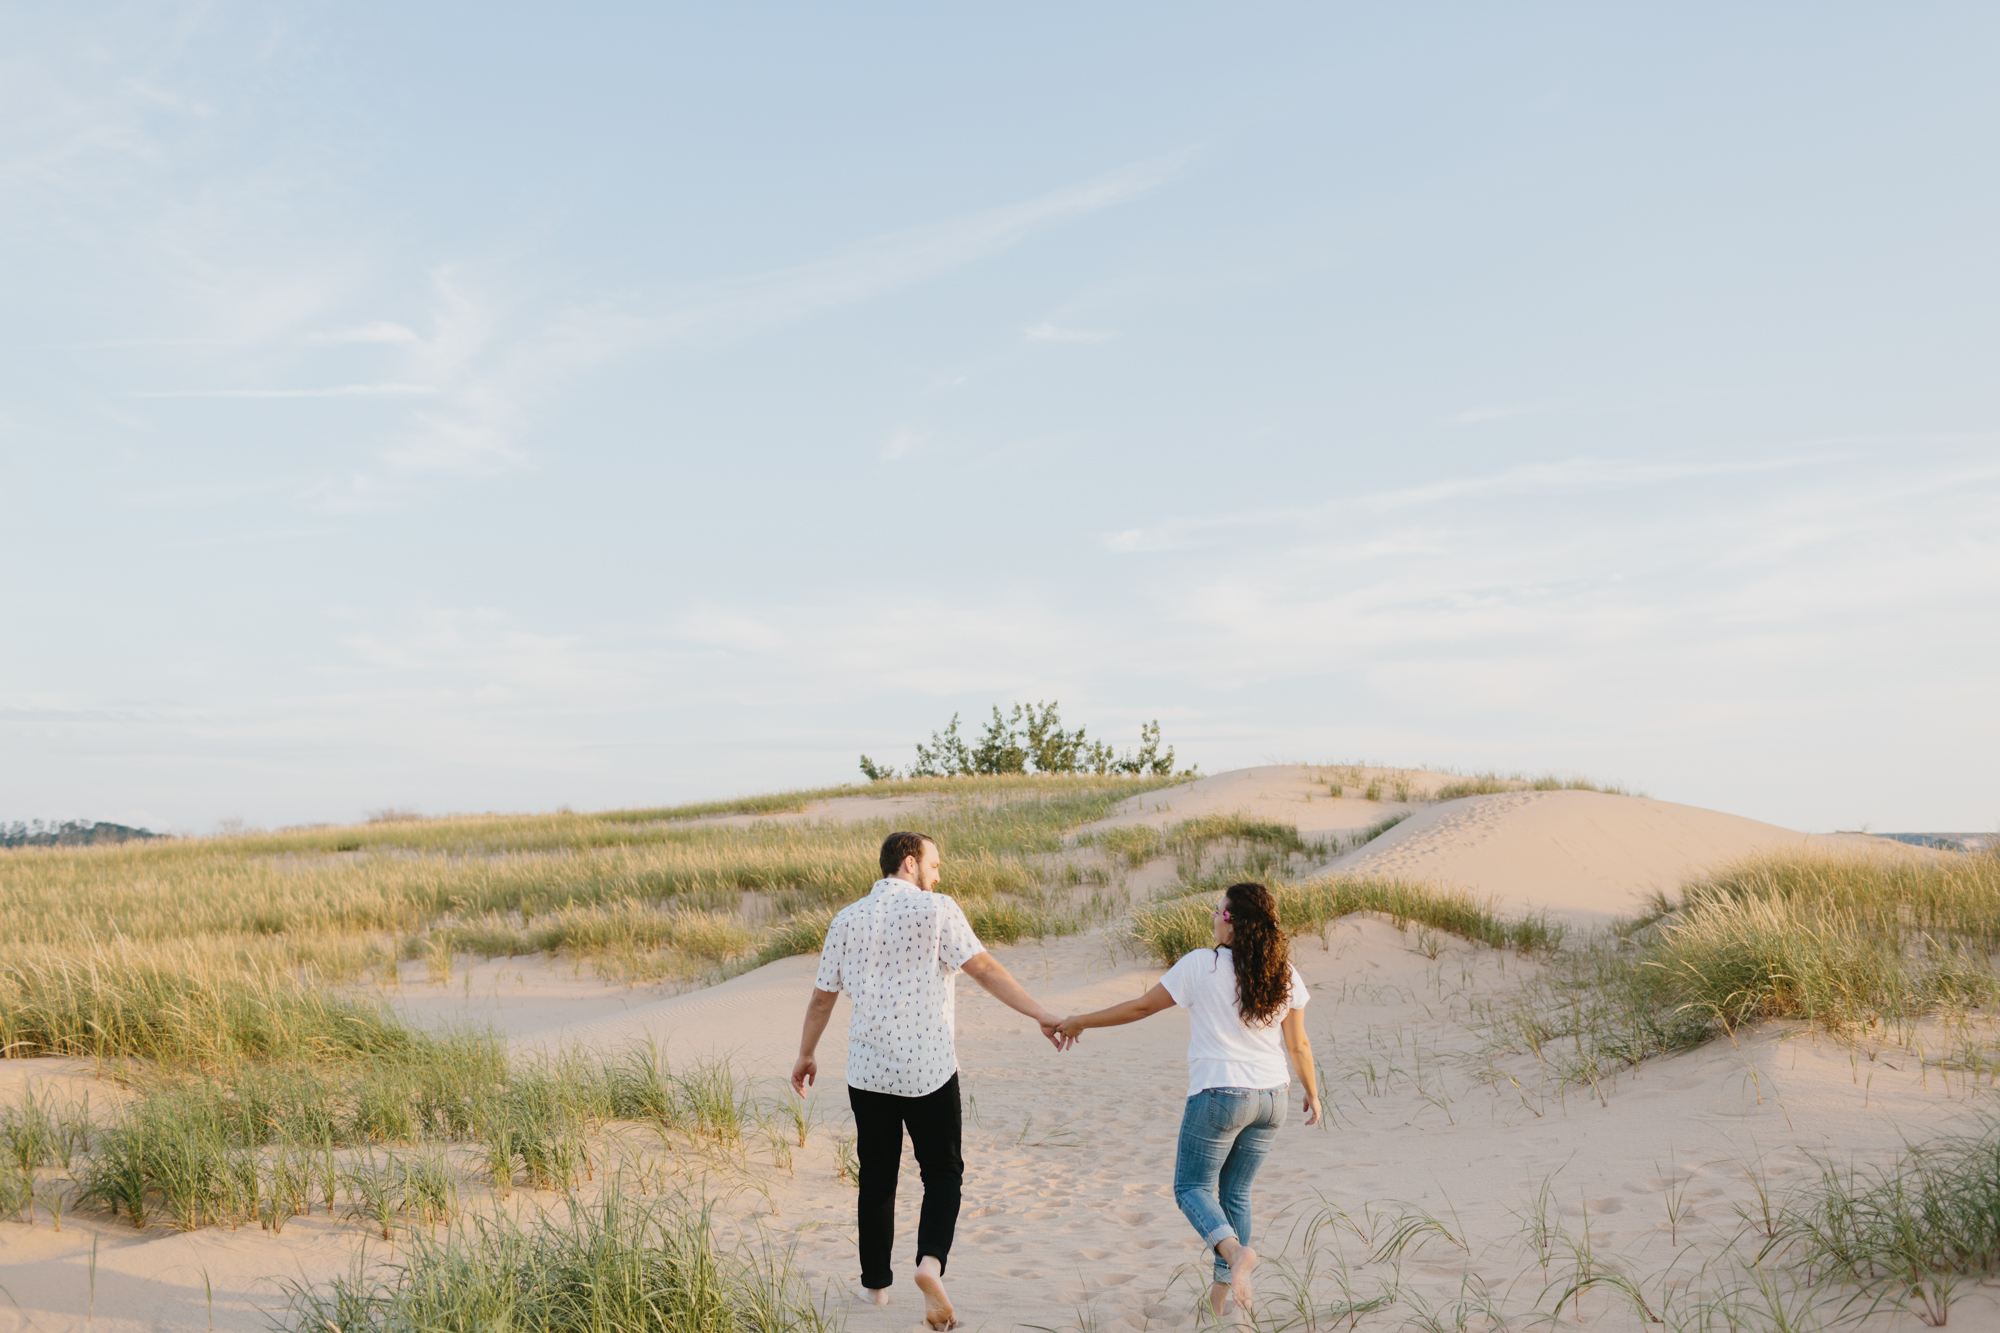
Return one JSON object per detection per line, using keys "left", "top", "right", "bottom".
{"left": 1220, "top": 882, "right": 1291, "bottom": 1026}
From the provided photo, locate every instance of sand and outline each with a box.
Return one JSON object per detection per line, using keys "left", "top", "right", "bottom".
{"left": 1322, "top": 788, "right": 1909, "bottom": 926}
{"left": 2, "top": 769, "right": 1991, "bottom": 1333}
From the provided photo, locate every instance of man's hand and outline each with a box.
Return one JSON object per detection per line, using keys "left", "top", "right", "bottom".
{"left": 1037, "top": 1014, "right": 1071, "bottom": 1050}
{"left": 793, "top": 987, "right": 839, "bottom": 1098}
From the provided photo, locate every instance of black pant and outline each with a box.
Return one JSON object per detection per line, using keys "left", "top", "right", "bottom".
{"left": 848, "top": 1074, "right": 962, "bottom": 1291}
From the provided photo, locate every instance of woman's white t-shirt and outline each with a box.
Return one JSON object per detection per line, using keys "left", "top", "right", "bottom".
{"left": 1159, "top": 946, "right": 1309, "bottom": 1097}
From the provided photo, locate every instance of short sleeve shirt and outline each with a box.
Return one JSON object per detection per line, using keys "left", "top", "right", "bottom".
{"left": 813, "top": 878, "right": 985, "bottom": 1096}
{"left": 1158, "top": 946, "right": 1309, "bottom": 1097}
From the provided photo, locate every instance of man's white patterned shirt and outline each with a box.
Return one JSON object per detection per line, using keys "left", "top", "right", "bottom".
{"left": 813, "top": 877, "right": 984, "bottom": 1097}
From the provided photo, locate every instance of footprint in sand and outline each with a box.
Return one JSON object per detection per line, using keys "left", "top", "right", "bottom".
{"left": 1560, "top": 1197, "right": 1624, "bottom": 1215}
{"left": 1116, "top": 1210, "right": 1153, "bottom": 1224}
{"left": 1079, "top": 1248, "right": 1115, "bottom": 1260}
{"left": 1097, "top": 1272, "right": 1137, "bottom": 1286}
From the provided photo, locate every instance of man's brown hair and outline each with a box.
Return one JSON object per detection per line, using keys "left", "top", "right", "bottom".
{"left": 879, "top": 831, "right": 936, "bottom": 879}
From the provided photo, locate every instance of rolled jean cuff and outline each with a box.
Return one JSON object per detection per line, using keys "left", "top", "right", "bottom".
{"left": 1204, "top": 1224, "right": 1237, "bottom": 1248}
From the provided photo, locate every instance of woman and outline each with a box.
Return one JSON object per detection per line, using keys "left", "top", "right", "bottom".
{"left": 1057, "top": 882, "right": 1321, "bottom": 1317}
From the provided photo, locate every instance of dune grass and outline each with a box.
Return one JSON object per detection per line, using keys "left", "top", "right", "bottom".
{"left": 44, "top": 1040, "right": 792, "bottom": 1232}
{"left": 1081, "top": 813, "right": 1313, "bottom": 870}
{"left": 0, "top": 944, "right": 421, "bottom": 1065}
{"left": 290, "top": 1186, "right": 838, "bottom": 1333}
{"left": 1432, "top": 772, "right": 1638, "bottom": 800}
{"left": 1779, "top": 1116, "right": 2000, "bottom": 1325}
{"left": 0, "top": 776, "right": 1177, "bottom": 1063}
{"left": 1651, "top": 849, "right": 2000, "bottom": 1034}
{"left": 1347, "top": 811, "right": 1410, "bottom": 850}
{"left": 1485, "top": 848, "right": 2000, "bottom": 1086}
{"left": 1129, "top": 874, "right": 1565, "bottom": 966}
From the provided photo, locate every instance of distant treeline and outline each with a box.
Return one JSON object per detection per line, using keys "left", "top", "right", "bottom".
{"left": 861, "top": 702, "right": 1190, "bottom": 781}
{"left": 0, "top": 819, "right": 160, "bottom": 849}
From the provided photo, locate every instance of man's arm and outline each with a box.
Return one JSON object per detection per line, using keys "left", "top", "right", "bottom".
{"left": 790, "top": 987, "right": 840, "bottom": 1096}
{"left": 959, "top": 952, "right": 1065, "bottom": 1047}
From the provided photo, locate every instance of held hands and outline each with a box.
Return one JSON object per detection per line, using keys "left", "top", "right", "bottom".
{"left": 1054, "top": 1014, "right": 1087, "bottom": 1047}
{"left": 1037, "top": 1012, "right": 1078, "bottom": 1051}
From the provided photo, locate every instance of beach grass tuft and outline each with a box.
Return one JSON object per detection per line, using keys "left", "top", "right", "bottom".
{"left": 1432, "top": 772, "right": 1637, "bottom": 801}
{"left": 287, "top": 1186, "right": 838, "bottom": 1333}
{"left": 1129, "top": 874, "right": 1564, "bottom": 966}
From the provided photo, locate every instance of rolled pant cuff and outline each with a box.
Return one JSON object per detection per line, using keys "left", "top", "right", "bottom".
{"left": 1204, "top": 1224, "right": 1237, "bottom": 1248}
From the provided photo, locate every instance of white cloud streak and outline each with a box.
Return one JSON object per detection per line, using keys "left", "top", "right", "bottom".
{"left": 1103, "top": 454, "right": 1841, "bottom": 552}
{"left": 1026, "top": 322, "right": 1117, "bottom": 343}
{"left": 643, "top": 148, "right": 1193, "bottom": 348}
{"left": 360, "top": 150, "right": 1193, "bottom": 477}
{"left": 311, "top": 322, "right": 420, "bottom": 344}
{"left": 118, "top": 383, "right": 437, "bottom": 399}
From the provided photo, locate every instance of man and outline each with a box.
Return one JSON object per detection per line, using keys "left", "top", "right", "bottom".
{"left": 792, "top": 830, "right": 1063, "bottom": 1330}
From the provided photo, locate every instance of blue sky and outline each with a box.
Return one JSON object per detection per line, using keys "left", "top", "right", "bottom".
{"left": 4, "top": 4, "right": 1996, "bottom": 834}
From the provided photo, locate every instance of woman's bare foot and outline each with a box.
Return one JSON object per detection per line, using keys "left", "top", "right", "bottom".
{"left": 1209, "top": 1280, "right": 1234, "bottom": 1317}
{"left": 853, "top": 1285, "right": 890, "bottom": 1307}
{"left": 1227, "top": 1246, "right": 1258, "bottom": 1311}
{"left": 914, "top": 1257, "right": 958, "bottom": 1330}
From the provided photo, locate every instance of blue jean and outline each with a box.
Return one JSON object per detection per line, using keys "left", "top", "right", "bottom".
{"left": 1173, "top": 1086, "right": 1287, "bottom": 1282}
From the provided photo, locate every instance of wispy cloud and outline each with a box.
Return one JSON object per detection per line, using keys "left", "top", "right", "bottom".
{"left": 643, "top": 147, "right": 1193, "bottom": 347}
{"left": 311, "top": 322, "right": 420, "bottom": 344}
{"left": 354, "top": 151, "right": 1194, "bottom": 479}
{"left": 1026, "top": 322, "right": 1116, "bottom": 343}
{"left": 1361, "top": 455, "right": 1832, "bottom": 512}
{"left": 1103, "top": 454, "right": 1841, "bottom": 552}
{"left": 1444, "top": 402, "right": 1544, "bottom": 425}
{"left": 118, "top": 383, "right": 437, "bottom": 399}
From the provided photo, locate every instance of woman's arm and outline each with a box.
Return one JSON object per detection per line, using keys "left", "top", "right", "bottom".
{"left": 1281, "top": 1009, "right": 1323, "bottom": 1126}
{"left": 1055, "top": 982, "right": 1176, "bottom": 1043}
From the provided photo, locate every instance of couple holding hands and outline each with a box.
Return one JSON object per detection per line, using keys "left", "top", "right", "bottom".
{"left": 791, "top": 831, "right": 1324, "bottom": 1327}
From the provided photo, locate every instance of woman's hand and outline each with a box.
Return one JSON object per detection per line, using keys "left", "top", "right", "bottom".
{"left": 1055, "top": 1014, "right": 1087, "bottom": 1043}
{"left": 1302, "top": 1090, "right": 1323, "bottom": 1127}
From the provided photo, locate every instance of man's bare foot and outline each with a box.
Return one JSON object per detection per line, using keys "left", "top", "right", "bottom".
{"left": 853, "top": 1285, "right": 890, "bottom": 1307}
{"left": 914, "top": 1257, "right": 958, "bottom": 1330}
{"left": 1227, "top": 1246, "right": 1258, "bottom": 1312}
{"left": 1209, "top": 1280, "right": 1234, "bottom": 1317}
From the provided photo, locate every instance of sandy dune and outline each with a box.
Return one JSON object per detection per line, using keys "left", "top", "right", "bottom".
{"left": 679, "top": 792, "right": 942, "bottom": 829}
{"left": 2, "top": 769, "right": 1991, "bottom": 1333}
{"left": 1081, "top": 763, "right": 1426, "bottom": 845}
{"left": 1324, "top": 788, "right": 1905, "bottom": 926}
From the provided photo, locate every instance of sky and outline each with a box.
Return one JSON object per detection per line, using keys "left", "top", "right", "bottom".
{"left": 3, "top": 3, "right": 1997, "bottom": 835}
